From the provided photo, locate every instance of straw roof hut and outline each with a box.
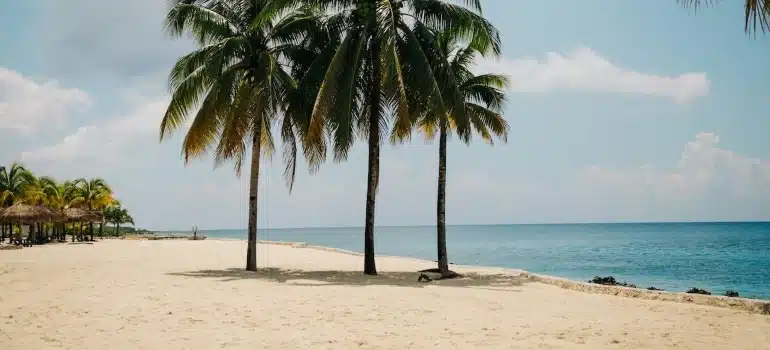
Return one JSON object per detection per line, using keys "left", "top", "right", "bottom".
{"left": 63, "top": 207, "right": 102, "bottom": 223}
{"left": 0, "top": 203, "right": 59, "bottom": 224}
{"left": 89, "top": 210, "right": 104, "bottom": 223}
{"left": 37, "top": 206, "right": 66, "bottom": 222}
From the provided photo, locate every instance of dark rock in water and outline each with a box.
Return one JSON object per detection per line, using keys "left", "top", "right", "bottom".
{"left": 686, "top": 287, "right": 711, "bottom": 295}
{"left": 589, "top": 276, "right": 618, "bottom": 285}
{"left": 588, "top": 276, "right": 637, "bottom": 288}
{"left": 724, "top": 290, "right": 739, "bottom": 298}
{"left": 647, "top": 286, "right": 664, "bottom": 291}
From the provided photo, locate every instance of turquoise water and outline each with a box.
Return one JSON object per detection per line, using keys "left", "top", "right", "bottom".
{"left": 175, "top": 222, "right": 770, "bottom": 299}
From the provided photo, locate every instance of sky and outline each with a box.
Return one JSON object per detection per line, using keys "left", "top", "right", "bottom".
{"left": 1, "top": 0, "right": 769, "bottom": 230}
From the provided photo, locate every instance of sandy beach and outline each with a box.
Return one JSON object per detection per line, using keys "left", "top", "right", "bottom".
{"left": 1, "top": 240, "right": 769, "bottom": 349}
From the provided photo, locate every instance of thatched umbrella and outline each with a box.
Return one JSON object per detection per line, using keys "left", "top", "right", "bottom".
{"left": 63, "top": 207, "right": 101, "bottom": 223}
{"left": 0, "top": 203, "right": 55, "bottom": 224}
{"left": 63, "top": 207, "right": 102, "bottom": 242}
{"left": 90, "top": 210, "right": 106, "bottom": 239}
{"left": 37, "top": 206, "right": 67, "bottom": 242}
{"left": 37, "top": 205, "right": 66, "bottom": 222}
{"left": 0, "top": 203, "right": 57, "bottom": 244}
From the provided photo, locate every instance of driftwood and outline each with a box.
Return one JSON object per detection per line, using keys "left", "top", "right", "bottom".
{"left": 417, "top": 268, "right": 463, "bottom": 282}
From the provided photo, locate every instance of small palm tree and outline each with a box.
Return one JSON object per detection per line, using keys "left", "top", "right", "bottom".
{"left": 69, "top": 178, "right": 113, "bottom": 241}
{"left": 160, "top": 0, "right": 326, "bottom": 271}
{"left": 70, "top": 178, "right": 113, "bottom": 210}
{"left": 0, "top": 163, "right": 36, "bottom": 207}
{"left": 297, "top": 0, "right": 501, "bottom": 275}
{"left": 104, "top": 204, "right": 135, "bottom": 236}
{"left": 0, "top": 163, "right": 37, "bottom": 241}
{"left": 394, "top": 30, "right": 509, "bottom": 277}
{"left": 36, "top": 176, "right": 65, "bottom": 209}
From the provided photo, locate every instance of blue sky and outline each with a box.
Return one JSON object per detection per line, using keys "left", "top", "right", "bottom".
{"left": 1, "top": 0, "right": 769, "bottom": 230}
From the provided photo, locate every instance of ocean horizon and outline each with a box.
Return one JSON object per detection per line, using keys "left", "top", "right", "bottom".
{"left": 163, "top": 221, "right": 770, "bottom": 299}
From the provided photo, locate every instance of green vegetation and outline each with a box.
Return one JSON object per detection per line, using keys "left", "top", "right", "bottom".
{"left": 103, "top": 204, "right": 136, "bottom": 236}
{"left": 0, "top": 163, "right": 135, "bottom": 241}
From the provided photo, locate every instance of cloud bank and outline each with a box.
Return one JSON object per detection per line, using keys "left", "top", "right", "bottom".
{"left": 477, "top": 47, "right": 710, "bottom": 103}
{"left": 0, "top": 68, "right": 91, "bottom": 134}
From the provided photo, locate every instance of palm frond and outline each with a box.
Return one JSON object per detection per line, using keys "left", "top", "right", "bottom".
{"left": 678, "top": 0, "right": 770, "bottom": 35}
{"left": 310, "top": 26, "right": 367, "bottom": 162}
{"left": 165, "top": 3, "right": 238, "bottom": 44}
{"left": 409, "top": 0, "right": 501, "bottom": 56}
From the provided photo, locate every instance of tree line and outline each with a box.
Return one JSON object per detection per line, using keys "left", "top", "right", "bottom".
{"left": 160, "top": 0, "right": 768, "bottom": 276}
{"left": 0, "top": 164, "right": 135, "bottom": 238}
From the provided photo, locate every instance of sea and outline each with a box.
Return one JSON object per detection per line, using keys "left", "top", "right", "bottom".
{"left": 167, "top": 222, "right": 770, "bottom": 299}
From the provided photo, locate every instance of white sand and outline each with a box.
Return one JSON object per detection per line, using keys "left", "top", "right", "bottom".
{"left": 1, "top": 239, "right": 769, "bottom": 349}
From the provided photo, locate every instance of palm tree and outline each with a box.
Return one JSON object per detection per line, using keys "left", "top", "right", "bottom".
{"left": 160, "top": 0, "right": 324, "bottom": 271}
{"left": 395, "top": 30, "right": 509, "bottom": 277}
{"left": 36, "top": 176, "right": 68, "bottom": 241}
{"left": 104, "top": 204, "right": 135, "bottom": 236}
{"left": 678, "top": 0, "right": 770, "bottom": 34}
{"left": 70, "top": 178, "right": 113, "bottom": 241}
{"left": 70, "top": 178, "right": 113, "bottom": 210}
{"left": 37, "top": 176, "right": 64, "bottom": 209}
{"left": 0, "top": 163, "right": 37, "bottom": 242}
{"left": 0, "top": 163, "right": 36, "bottom": 207}
{"left": 296, "top": 0, "right": 501, "bottom": 275}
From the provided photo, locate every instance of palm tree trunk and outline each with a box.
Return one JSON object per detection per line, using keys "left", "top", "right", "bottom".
{"left": 437, "top": 123, "right": 449, "bottom": 275}
{"left": 116, "top": 223, "right": 120, "bottom": 236}
{"left": 89, "top": 223, "right": 94, "bottom": 241}
{"left": 363, "top": 36, "right": 381, "bottom": 276}
{"left": 246, "top": 126, "right": 262, "bottom": 272}
{"left": 98, "top": 222, "right": 103, "bottom": 238}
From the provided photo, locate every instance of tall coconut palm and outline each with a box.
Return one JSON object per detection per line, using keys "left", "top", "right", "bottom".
{"left": 296, "top": 0, "right": 501, "bottom": 275}
{"left": 395, "top": 29, "right": 509, "bottom": 277}
{"left": 679, "top": 0, "right": 770, "bottom": 34}
{"left": 160, "top": 0, "right": 325, "bottom": 271}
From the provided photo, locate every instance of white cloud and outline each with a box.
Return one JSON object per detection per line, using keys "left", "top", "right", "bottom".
{"left": 0, "top": 67, "right": 91, "bottom": 134}
{"left": 477, "top": 47, "right": 710, "bottom": 103}
{"left": 19, "top": 95, "right": 167, "bottom": 164}
{"left": 578, "top": 132, "right": 770, "bottom": 219}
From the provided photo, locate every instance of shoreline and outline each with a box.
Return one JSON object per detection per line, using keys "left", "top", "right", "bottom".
{"left": 3, "top": 238, "right": 769, "bottom": 349}
{"left": 111, "top": 235, "right": 770, "bottom": 313}
{"left": 254, "top": 239, "right": 770, "bottom": 314}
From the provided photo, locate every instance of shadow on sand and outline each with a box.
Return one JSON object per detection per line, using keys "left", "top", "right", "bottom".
{"left": 168, "top": 268, "right": 528, "bottom": 290}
